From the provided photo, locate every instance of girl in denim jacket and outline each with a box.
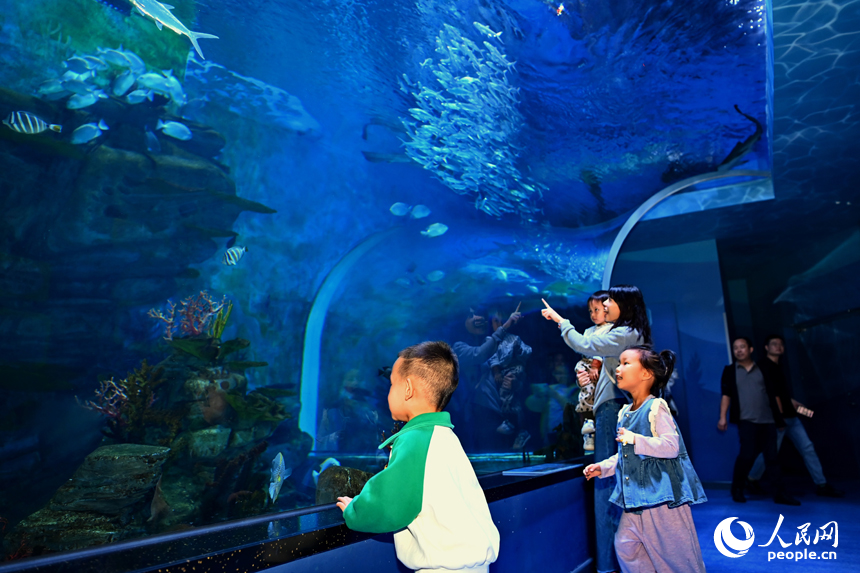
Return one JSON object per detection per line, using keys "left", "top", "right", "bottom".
{"left": 584, "top": 346, "right": 707, "bottom": 573}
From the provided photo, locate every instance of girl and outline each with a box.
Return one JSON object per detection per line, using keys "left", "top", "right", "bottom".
{"left": 584, "top": 346, "right": 707, "bottom": 573}
{"left": 541, "top": 284, "right": 650, "bottom": 573}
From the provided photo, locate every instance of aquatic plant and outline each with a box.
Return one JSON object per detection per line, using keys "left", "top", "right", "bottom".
{"left": 77, "top": 360, "right": 174, "bottom": 443}
{"left": 207, "top": 301, "right": 233, "bottom": 339}
{"left": 148, "top": 291, "right": 227, "bottom": 340}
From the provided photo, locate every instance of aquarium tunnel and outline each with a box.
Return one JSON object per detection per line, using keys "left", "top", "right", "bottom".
{"left": 0, "top": 0, "right": 858, "bottom": 571}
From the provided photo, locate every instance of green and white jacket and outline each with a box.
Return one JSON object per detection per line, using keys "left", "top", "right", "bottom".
{"left": 343, "top": 412, "right": 500, "bottom": 572}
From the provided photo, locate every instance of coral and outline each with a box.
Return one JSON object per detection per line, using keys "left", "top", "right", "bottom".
{"left": 77, "top": 360, "right": 173, "bottom": 444}
{"left": 148, "top": 292, "right": 227, "bottom": 340}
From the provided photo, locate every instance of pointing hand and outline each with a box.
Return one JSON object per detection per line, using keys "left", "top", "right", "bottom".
{"left": 541, "top": 299, "right": 563, "bottom": 324}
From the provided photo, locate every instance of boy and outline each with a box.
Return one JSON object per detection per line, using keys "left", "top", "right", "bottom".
{"left": 575, "top": 291, "right": 612, "bottom": 451}
{"left": 337, "top": 341, "right": 500, "bottom": 572}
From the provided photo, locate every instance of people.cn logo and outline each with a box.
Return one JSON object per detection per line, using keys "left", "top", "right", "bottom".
{"left": 714, "top": 517, "right": 756, "bottom": 558}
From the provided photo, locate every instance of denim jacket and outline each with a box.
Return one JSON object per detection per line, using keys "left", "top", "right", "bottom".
{"left": 609, "top": 398, "right": 707, "bottom": 512}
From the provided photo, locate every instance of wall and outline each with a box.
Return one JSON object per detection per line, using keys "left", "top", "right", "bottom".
{"left": 612, "top": 239, "right": 734, "bottom": 482}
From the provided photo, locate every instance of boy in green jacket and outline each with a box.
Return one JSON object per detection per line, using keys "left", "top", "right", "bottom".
{"left": 337, "top": 341, "right": 500, "bottom": 572}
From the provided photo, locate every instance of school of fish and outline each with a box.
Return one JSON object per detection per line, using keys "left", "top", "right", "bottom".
{"left": 400, "top": 23, "right": 546, "bottom": 222}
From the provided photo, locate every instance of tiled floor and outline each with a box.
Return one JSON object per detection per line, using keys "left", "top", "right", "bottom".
{"left": 693, "top": 482, "right": 857, "bottom": 572}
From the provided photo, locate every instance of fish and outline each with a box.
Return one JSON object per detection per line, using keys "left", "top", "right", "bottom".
{"left": 145, "top": 126, "right": 161, "bottom": 153}
{"left": 137, "top": 72, "right": 171, "bottom": 93}
{"left": 61, "top": 79, "right": 94, "bottom": 95}
{"left": 38, "top": 80, "right": 69, "bottom": 100}
{"left": 473, "top": 22, "right": 502, "bottom": 41}
{"left": 410, "top": 205, "right": 431, "bottom": 219}
{"left": 390, "top": 202, "right": 411, "bottom": 216}
{"left": 556, "top": 3, "right": 565, "bottom": 16}
{"left": 97, "top": 47, "right": 132, "bottom": 68}
{"left": 147, "top": 476, "right": 171, "bottom": 522}
{"left": 395, "top": 278, "right": 411, "bottom": 288}
{"left": 157, "top": 119, "right": 192, "bottom": 140}
{"left": 421, "top": 223, "right": 448, "bottom": 238}
{"left": 65, "top": 56, "right": 95, "bottom": 74}
{"left": 3, "top": 112, "right": 62, "bottom": 134}
{"left": 71, "top": 120, "right": 109, "bottom": 144}
{"left": 112, "top": 70, "right": 136, "bottom": 96}
{"left": 67, "top": 91, "right": 107, "bottom": 109}
{"left": 527, "top": 285, "right": 540, "bottom": 293}
{"left": 126, "top": 89, "right": 154, "bottom": 104}
{"left": 312, "top": 457, "right": 341, "bottom": 485}
{"left": 222, "top": 245, "right": 247, "bottom": 265}
{"left": 268, "top": 452, "right": 291, "bottom": 502}
{"left": 717, "top": 105, "right": 763, "bottom": 172}
{"left": 130, "top": 0, "right": 219, "bottom": 60}
{"left": 120, "top": 49, "right": 147, "bottom": 74}
{"left": 427, "top": 270, "right": 445, "bottom": 282}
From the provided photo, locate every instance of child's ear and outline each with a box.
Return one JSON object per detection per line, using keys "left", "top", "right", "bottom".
{"left": 405, "top": 378, "right": 413, "bottom": 400}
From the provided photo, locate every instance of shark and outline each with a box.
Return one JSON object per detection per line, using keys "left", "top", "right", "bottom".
{"left": 130, "top": 0, "right": 218, "bottom": 60}
{"left": 717, "top": 105, "right": 763, "bottom": 172}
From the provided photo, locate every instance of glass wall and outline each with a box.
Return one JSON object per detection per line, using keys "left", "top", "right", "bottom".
{"left": 0, "top": 0, "right": 770, "bottom": 561}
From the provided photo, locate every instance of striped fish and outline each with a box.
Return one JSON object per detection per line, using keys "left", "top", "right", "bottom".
{"left": 222, "top": 246, "right": 247, "bottom": 265}
{"left": 2, "top": 112, "right": 62, "bottom": 134}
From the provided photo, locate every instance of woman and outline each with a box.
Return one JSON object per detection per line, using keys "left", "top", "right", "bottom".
{"left": 541, "top": 285, "right": 651, "bottom": 573}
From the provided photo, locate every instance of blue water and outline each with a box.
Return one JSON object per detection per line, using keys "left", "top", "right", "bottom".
{"left": 0, "top": 0, "right": 778, "bottom": 561}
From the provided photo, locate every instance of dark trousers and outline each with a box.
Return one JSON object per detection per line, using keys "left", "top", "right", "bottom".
{"left": 732, "top": 420, "right": 783, "bottom": 496}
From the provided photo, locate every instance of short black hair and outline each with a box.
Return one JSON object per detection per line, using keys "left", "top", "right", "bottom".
{"left": 398, "top": 341, "right": 459, "bottom": 410}
{"left": 587, "top": 290, "right": 609, "bottom": 305}
{"left": 732, "top": 336, "right": 753, "bottom": 349}
{"left": 764, "top": 334, "right": 784, "bottom": 346}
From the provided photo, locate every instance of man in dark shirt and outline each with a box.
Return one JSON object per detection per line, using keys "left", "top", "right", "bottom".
{"left": 718, "top": 337, "right": 800, "bottom": 505}
{"left": 747, "top": 335, "right": 844, "bottom": 497}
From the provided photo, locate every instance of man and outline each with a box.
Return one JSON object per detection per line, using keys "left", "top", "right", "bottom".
{"left": 450, "top": 307, "right": 520, "bottom": 448}
{"left": 718, "top": 337, "right": 800, "bottom": 505}
{"left": 747, "top": 335, "right": 844, "bottom": 497}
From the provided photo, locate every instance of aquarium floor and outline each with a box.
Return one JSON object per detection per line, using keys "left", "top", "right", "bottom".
{"left": 694, "top": 479, "right": 858, "bottom": 572}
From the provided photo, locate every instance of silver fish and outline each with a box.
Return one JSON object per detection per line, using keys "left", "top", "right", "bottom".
{"left": 130, "top": 0, "right": 218, "bottom": 60}
{"left": 65, "top": 56, "right": 94, "bottom": 74}
{"left": 71, "top": 120, "right": 109, "bottom": 144}
{"left": 126, "top": 89, "right": 153, "bottom": 104}
{"left": 113, "top": 70, "right": 136, "bottom": 96}
{"left": 97, "top": 47, "right": 132, "bottom": 68}
{"left": 312, "top": 457, "right": 341, "bottom": 485}
{"left": 410, "top": 205, "right": 431, "bottom": 219}
{"left": 222, "top": 246, "right": 246, "bottom": 265}
{"left": 3, "top": 112, "right": 61, "bottom": 134}
{"left": 473, "top": 22, "right": 503, "bottom": 41}
{"left": 62, "top": 79, "right": 94, "bottom": 95}
{"left": 268, "top": 453, "right": 291, "bottom": 503}
{"left": 421, "top": 223, "right": 448, "bottom": 238}
{"left": 157, "top": 119, "right": 192, "bottom": 140}
{"left": 427, "top": 270, "right": 445, "bottom": 282}
{"left": 67, "top": 91, "right": 106, "bottom": 110}
{"left": 389, "top": 202, "right": 411, "bottom": 216}
{"left": 145, "top": 126, "right": 161, "bottom": 153}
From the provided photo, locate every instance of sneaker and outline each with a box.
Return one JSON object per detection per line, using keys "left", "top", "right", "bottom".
{"left": 581, "top": 419, "right": 595, "bottom": 435}
{"left": 773, "top": 493, "right": 801, "bottom": 506}
{"left": 747, "top": 479, "right": 766, "bottom": 495}
{"left": 816, "top": 483, "right": 845, "bottom": 498}
{"left": 583, "top": 434, "right": 595, "bottom": 451}
{"left": 731, "top": 490, "right": 747, "bottom": 503}
{"left": 496, "top": 420, "right": 515, "bottom": 435}
{"left": 512, "top": 431, "right": 531, "bottom": 450}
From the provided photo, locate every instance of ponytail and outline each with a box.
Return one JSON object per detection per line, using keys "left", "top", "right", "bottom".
{"left": 626, "top": 345, "right": 676, "bottom": 397}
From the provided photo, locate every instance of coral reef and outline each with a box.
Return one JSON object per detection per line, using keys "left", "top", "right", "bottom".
{"left": 148, "top": 292, "right": 227, "bottom": 341}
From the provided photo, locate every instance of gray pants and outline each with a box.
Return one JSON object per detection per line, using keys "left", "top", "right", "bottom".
{"left": 615, "top": 503, "right": 706, "bottom": 573}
